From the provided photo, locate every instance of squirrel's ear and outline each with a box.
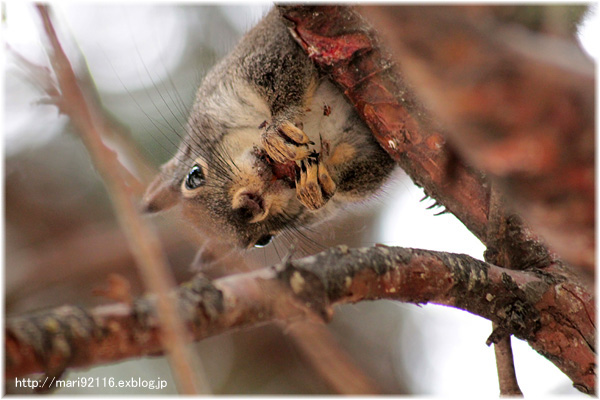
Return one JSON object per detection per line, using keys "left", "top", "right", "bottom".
{"left": 141, "top": 160, "right": 179, "bottom": 214}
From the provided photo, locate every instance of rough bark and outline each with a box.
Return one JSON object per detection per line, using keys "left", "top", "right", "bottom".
{"left": 5, "top": 246, "right": 595, "bottom": 393}
{"left": 276, "top": 5, "right": 595, "bottom": 394}
{"left": 278, "top": 5, "right": 594, "bottom": 279}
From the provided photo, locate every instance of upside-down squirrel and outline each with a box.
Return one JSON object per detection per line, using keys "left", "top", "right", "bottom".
{"left": 142, "top": 8, "right": 394, "bottom": 248}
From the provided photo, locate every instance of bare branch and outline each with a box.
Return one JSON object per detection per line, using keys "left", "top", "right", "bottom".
{"left": 10, "top": 5, "right": 594, "bottom": 395}
{"left": 6, "top": 246, "right": 595, "bottom": 394}
{"left": 278, "top": 5, "right": 594, "bottom": 281}
{"left": 34, "top": 5, "right": 203, "bottom": 394}
{"left": 279, "top": 5, "right": 491, "bottom": 243}
{"left": 493, "top": 322, "right": 523, "bottom": 396}
{"left": 359, "top": 5, "right": 595, "bottom": 275}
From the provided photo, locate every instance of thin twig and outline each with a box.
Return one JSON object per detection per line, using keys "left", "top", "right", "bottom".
{"left": 34, "top": 5, "right": 205, "bottom": 394}
{"left": 492, "top": 322, "right": 523, "bottom": 396}
{"left": 485, "top": 188, "right": 525, "bottom": 396}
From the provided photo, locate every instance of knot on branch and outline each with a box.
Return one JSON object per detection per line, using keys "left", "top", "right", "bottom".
{"left": 486, "top": 298, "right": 542, "bottom": 345}
{"left": 486, "top": 273, "right": 542, "bottom": 345}
{"left": 6, "top": 306, "right": 98, "bottom": 378}
{"left": 179, "top": 276, "right": 225, "bottom": 325}
{"left": 441, "top": 252, "right": 543, "bottom": 344}
{"left": 484, "top": 212, "right": 554, "bottom": 270}
{"left": 132, "top": 276, "right": 225, "bottom": 329}
{"left": 275, "top": 255, "right": 331, "bottom": 321}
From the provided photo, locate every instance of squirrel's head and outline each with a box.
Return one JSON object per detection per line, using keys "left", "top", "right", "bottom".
{"left": 142, "top": 121, "right": 308, "bottom": 249}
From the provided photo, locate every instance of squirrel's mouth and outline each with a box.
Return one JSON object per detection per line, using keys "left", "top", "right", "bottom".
{"left": 255, "top": 148, "right": 298, "bottom": 189}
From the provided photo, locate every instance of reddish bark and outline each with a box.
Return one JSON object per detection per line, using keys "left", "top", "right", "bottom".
{"left": 278, "top": 5, "right": 595, "bottom": 277}
{"left": 5, "top": 247, "right": 595, "bottom": 393}
{"left": 358, "top": 6, "right": 595, "bottom": 274}
{"left": 277, "top": 6, "right": 595, "bottom": 393}
{"left": 280, "top": 5, "right": 491, "bottom": 242}
{"left": 6, "top": 5, "right": 595, "bottom": 396}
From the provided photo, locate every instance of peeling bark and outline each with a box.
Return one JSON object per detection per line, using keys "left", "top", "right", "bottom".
{"left": 279, "top": 5, "right": 491, "bottom": 243}
{"left": 278, "top": 5, "right": 594, "bottom": 278}
{"left": 359, "top": 5, "right": 595, "bottom": 274}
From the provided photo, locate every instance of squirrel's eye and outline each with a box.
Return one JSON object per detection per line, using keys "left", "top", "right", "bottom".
{"left": 254, "top": 234, "right": 273, "bottom": 248}
{"left": 185, "top": 165, "right": 205, "bottom": 190}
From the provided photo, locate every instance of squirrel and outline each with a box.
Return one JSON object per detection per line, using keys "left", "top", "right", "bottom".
{"left": 142, "top": 8, "right": 395, "bottom": 248}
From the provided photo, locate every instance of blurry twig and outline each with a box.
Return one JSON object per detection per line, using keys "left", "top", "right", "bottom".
{"left": 7, "top": 44, "right": 147, "bottom": 195}
{"left": 6, "top": 44, "right": 60, "bottom": 99}
{"left": 34, "top": 5, "right": 204, "bottom": 394}
{"left": 284, "top": 321, "right": 381, "bottom": 394}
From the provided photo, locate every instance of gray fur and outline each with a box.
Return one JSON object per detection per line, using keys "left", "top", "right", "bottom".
{"left": 144, "top": 8, "right": 395, "bottom": 248}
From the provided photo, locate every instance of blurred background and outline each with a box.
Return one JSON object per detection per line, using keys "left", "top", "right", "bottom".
{"left": 2, "top": 3, "right": 597, "bottom": 395}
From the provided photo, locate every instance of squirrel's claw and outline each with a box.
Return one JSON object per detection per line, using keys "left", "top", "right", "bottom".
{"left": 317, "top": 159, "right": 336, "bottom": 197}
{"left": 279, "top": 121, "right": 312, "bottom": 145}
{"left": 295, "top": 157, "right": 336, "bottom": 211}
{"left": 261, "top": 121, "right": 312, "bottom": 164}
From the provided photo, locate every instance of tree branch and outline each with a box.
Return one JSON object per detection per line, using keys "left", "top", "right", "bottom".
{"left": 275, "top": 10, "right": 594, "bottom": 394}
{"left": 6, "top": 246, "right": 595, "bottom": 394}
{"left": 10, "top": 5, "right": 594, "bottom": 396}
{"left": 277, "top": 5, "right": 594, "bottom": 280}
{"left": 493, "top": 322, "right": 523, "bottom": 396}
{"left": 34, "top": 5, "right": 203, "bottom": 394}
{"left": 358, "top": 5, "right": 595, "bottom": 275}
{"left": 279, "top": 5, "right": 491, "bottom": 243}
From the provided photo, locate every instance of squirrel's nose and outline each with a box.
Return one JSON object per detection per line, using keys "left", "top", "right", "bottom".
{"left": 232, "top": 190, "right": 267, "bottom": 223}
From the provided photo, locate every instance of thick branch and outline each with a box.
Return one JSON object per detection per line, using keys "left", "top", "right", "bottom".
{"left": 6, "top": 246, "right": 595, "bottom": 394}
{"left": 279, "top": 5, "right": 491, "bottom": 242}
{"left": 358, "top": 5, "right": 595, "bottom": 274}
{"left": 277, "top": 5, "right": 594, "bottom": 280}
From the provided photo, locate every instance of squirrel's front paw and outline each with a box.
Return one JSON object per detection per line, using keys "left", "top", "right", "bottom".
{"left": 261, "top": 121, "right": 312, "bottom": 164}
{"left": 295, "top": 154, "right": 337, "bottom": 211}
